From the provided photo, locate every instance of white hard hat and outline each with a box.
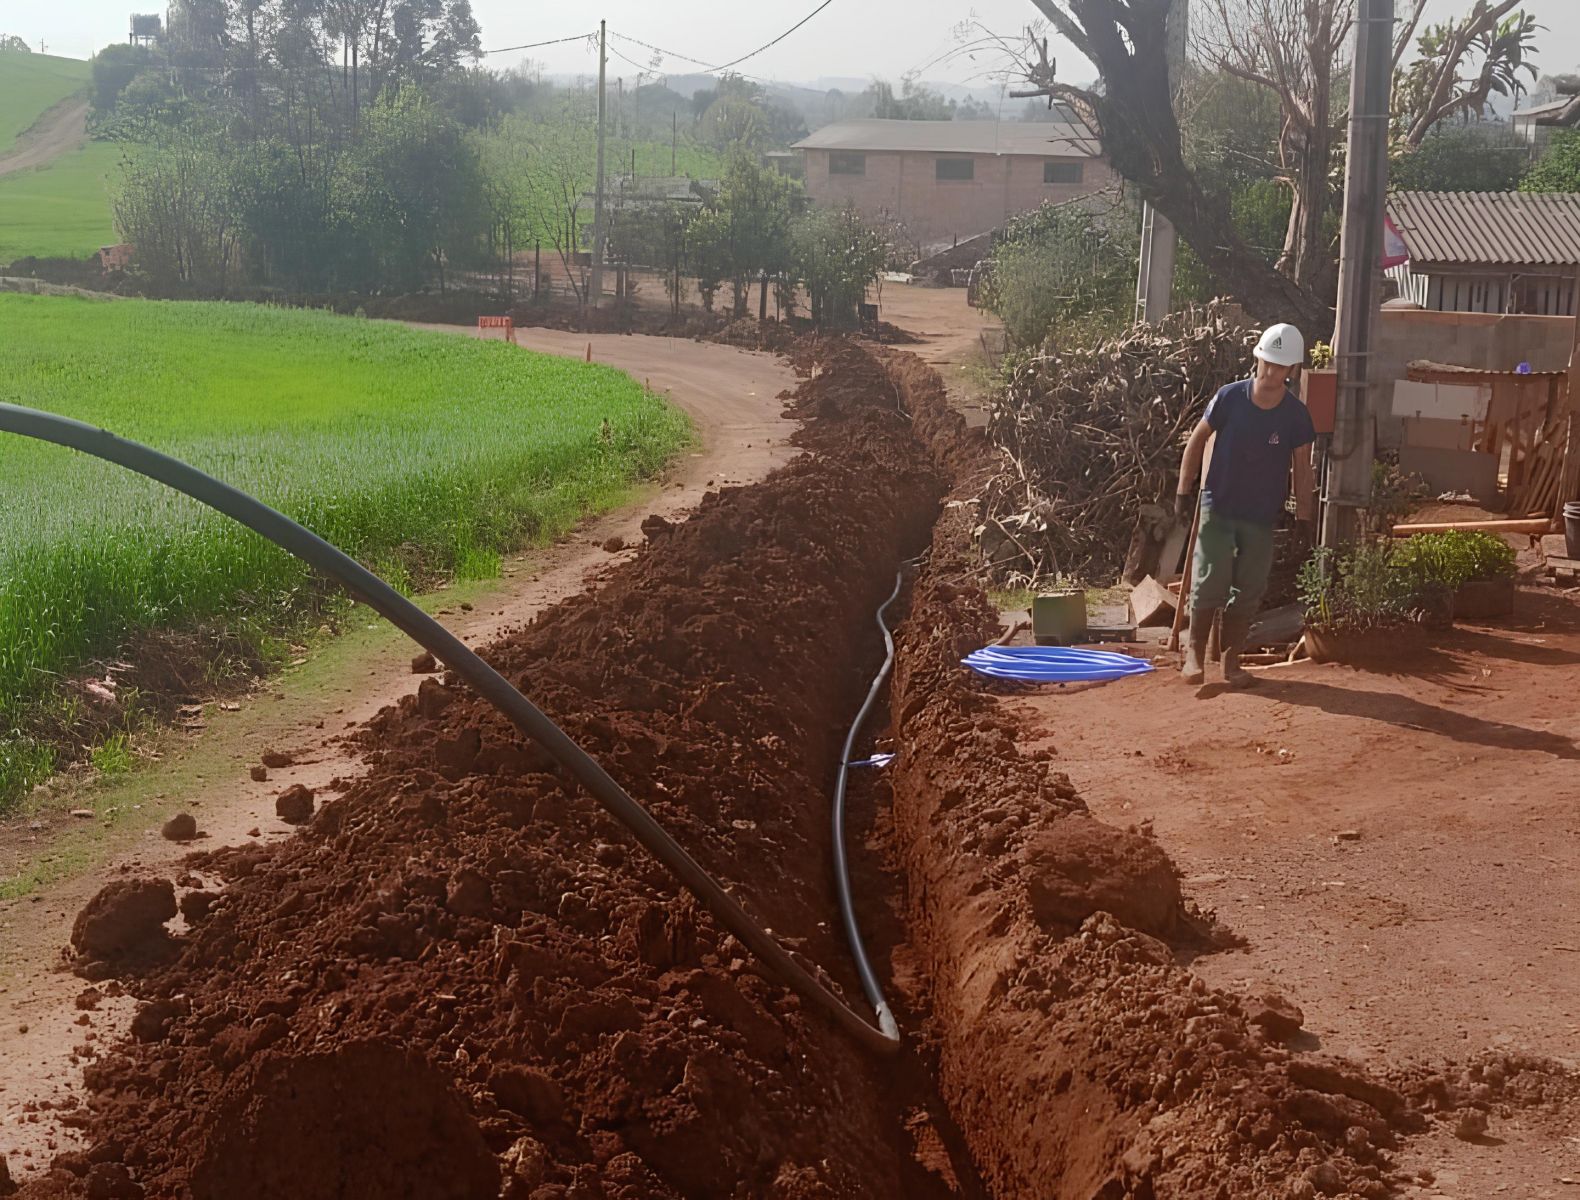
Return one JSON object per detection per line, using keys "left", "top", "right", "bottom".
{"left": 1254, "top": 323, "right": 1305, "bottom": 367}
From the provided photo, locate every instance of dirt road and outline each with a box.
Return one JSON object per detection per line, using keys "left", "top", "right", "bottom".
{"left": 0, "top": 99, "right": 89, "bottom": 180}
{"left": 0, "top": 331, "right": 795, "bottom": 1178}
{"left": 1011, "top": 587, "right": 1580, "bottom": 1196}
{"left": 876, "top": 284, "right": 999, "bottom": 425}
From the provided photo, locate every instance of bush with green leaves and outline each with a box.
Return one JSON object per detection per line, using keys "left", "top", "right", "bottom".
{"left": 1298, "top": 541, "right": 1442, "bottom": 633}
{"left": 1390, "top": 530, "right": 1516, "bottom": 589}
{"left": 979, "top": 193, "right": 1140, "bottom": 348}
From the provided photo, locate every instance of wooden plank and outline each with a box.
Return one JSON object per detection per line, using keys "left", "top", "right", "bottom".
{"left": 1130, "top": 575, "right": 1179, "bottom": 628}
{"left": 1393, "top": 518, "right": 1551, "bottom": 536}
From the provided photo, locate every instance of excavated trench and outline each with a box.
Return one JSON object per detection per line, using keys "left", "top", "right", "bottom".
{"left": 14, "top": 340, "right": 1427, "bottom": 1200}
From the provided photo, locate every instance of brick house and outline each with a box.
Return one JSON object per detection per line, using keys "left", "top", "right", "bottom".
{"left": 794, "top": 118, "right": 1113, "bottom": 253}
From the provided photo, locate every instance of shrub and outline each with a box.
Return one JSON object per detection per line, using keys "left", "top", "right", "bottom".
{"left": 1390, "top": 530, "right": 1516, "bottom": 589}
{"left": 1300, "top": 542, "right": 1422, "bottom": 633}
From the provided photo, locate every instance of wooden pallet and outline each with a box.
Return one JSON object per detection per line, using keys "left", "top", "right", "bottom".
{"left": 1548, "top": 554, "right": 1580, "bottom": 582}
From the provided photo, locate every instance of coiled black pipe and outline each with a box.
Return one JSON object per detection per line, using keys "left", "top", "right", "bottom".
{"left": 0, "top": 402, "right": 902, "bottom": 1056}
{"left": 830, "top": 567, "right": 906, "bottom": 1043}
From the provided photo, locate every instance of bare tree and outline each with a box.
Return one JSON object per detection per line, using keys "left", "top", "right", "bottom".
{"left": 1017, "top": 0, "right": 1541, "bottom": 332}
{"left": 1020, "top": 0, "right": 1332, "bottom": 331}
{"left": 1195, "top": 0, "right": 1351, "bottom": 294}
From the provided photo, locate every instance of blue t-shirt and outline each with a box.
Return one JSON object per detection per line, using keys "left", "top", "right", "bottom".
{"left": 1201, "top": 379, "right": 1316, "bottom": 526}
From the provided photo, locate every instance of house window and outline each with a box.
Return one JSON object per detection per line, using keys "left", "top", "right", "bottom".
{"left": 1045, "top": 161, "right": 1084, "bottom": 184}
{"left": 829, "top": 152, "right": 865, "bottom": 176}
{"left": 936, "top": 157, "right": 974, "bottom": 181}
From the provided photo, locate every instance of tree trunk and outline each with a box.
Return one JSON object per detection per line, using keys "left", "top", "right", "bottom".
{"left": 1278, "top": 115, "right": 1336, "bottom": 298}
{"left": 1029, "top": 0, "right": 1333, "bottom": 336}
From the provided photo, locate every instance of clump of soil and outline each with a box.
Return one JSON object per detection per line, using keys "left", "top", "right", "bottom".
{"left": 188, "top": 1043, "right": 499, "bottom": 1200}
{"left": 160, "top": 813, "right": 198, "bottom": 842}
{"left": 24, "top": 339, "right": 955, "bottom": 1199}
{"left": 69, "top": 879, "right": 176, "bottom": 960}
{"left": 274, "top": 784, "right": 314, "bottom": 824}
{"left": 1021, "top": 817, "right": 1181, "bottom": 937}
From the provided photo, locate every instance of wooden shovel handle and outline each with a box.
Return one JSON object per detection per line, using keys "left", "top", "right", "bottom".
{"left": 1169, "top": 494, "right": 1203, "bottom": 652}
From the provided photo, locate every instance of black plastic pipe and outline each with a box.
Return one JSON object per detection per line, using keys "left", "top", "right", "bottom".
{"left": 830, "top": 567, "right": 906, "bottom": 1043}
{"left": 0, "top": 402, "right": 902, "bottom": 1055}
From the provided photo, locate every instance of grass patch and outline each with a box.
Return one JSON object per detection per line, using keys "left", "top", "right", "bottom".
{"left": 0, "top": 49, "right": 89, "bottom": 155}
{"left": 0, "top": 295, "right": 692, "bottom": 807}
{"left": 0, "top": 139, "right": 121, "bottom": 262}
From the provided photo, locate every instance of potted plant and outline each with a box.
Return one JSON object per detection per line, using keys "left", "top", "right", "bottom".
{"left": 1391, "top": 530, "right": 1517, "bottom": 620}
{"left": 1298, "top": 541, "right": 1444, "bottom": 665}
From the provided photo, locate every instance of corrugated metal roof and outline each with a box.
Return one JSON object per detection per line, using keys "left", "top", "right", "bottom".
{"left": 1387, "top": 191, "right": 1580, "bottom": 268}
{"left": 794, "top": 119, "right": 1098, "bottom": 158}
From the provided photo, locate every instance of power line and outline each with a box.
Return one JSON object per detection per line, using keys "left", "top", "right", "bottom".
{"left": 607, "top": 31, "right": 716, "bottom": 73}
{"left": 711, "top": 0, "right": 835, "bottom": 72}
{"left": 484, "top": 31, "right": 596, "bottom": 57}
{"left": 611, "top": 0, "right": 836, "bottom": 76}
{"left": 606, "top": 42, "right": 657, "bottom": 75}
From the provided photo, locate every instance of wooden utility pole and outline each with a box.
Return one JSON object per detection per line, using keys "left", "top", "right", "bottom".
{"left": 589, "top": 19, "right": 609, "bottom": 310}
{"left": 1134, "top": 0, "right": 1188, "bottom": 326}
{"left": 672, "top": 111, "right": 678, "bottom": 175}
{"left": 1321, "top": 0, "right": 1393, "bottom": 547}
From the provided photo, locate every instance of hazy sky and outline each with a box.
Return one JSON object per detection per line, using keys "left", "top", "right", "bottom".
{"left": 9, "top": 0, "right": 1579, "bottom": 90}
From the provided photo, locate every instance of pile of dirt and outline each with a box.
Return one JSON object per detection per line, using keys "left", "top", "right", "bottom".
{"left": 20, "top": 341, "right": 956, "bottom": 1199}
{"left": 707, "top": 316, "right": 796, "bottom": 352}
{"left": 883, "top": 358, "right": 1419, "bottom": 1199}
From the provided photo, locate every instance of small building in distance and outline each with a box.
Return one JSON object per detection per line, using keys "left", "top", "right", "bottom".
{"left": 1512, "top": 75, "right": 1580, "bottom": 152}
{"left": 1386, "top": 191, "right": 1580, "bottom": 316}
{"left": 794, "top": 118, "right": 1112, "bottom": 254}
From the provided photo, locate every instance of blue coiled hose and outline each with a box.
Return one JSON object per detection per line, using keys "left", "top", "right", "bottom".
{"left": 963, "top": 645, "right": 1154, "bottom": 683}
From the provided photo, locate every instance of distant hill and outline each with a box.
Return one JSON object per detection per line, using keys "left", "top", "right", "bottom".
{"left": 0, "top": 49, "right": 90, "bottom": 156}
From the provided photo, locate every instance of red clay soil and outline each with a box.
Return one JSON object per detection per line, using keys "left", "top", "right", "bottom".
{"left": 882, "top": 358, "right": 1429, "bottom": 1200}
{"left": 15, "top": 340, "right": 954, "bottom": 1199}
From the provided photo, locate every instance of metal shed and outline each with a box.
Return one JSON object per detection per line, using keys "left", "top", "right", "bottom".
{"left": 1386, "top": 191, "right": 1580, "bottom": 316}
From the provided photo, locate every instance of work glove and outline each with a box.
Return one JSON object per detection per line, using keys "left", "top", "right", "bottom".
{"left": 1174, "top": 492, "right": 1195, "bottom": 523}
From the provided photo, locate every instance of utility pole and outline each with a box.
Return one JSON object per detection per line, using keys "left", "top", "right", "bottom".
{"left": 672, "top": 111, "right": 678, "bottom": 175}
{"left": 589, "top": 18, "right": 609, "bottom": 310}
{"left": 1134, "top": 0, "right": 1188, "bottom": 325}
{"left": 1321, "top": 0, "right": 1393, "bottom": 547}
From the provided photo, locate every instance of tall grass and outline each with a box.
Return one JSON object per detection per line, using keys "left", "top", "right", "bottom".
{"left": 0, "top": 295, "right": 692, "bottom": 805}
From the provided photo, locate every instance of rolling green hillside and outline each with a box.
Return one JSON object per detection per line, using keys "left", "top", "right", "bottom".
{"left": 0, "top": 49, "right": 90, "bottom": 155}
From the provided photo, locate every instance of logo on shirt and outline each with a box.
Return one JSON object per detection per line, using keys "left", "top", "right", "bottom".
{"left": 1268, "top": 432, "right": 1281, "bottom": 445}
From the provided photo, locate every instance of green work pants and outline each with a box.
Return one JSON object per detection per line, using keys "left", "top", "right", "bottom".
{"left": 1189, "top": 506, "right": 1275, "bottom": 623}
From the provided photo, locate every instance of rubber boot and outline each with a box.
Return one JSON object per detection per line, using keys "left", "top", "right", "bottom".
{"left": 1221, "top": 613, "right": 1257, "bottom": 689}
{"left": 1180, "top": 608, "right": 1214, "bottom": 685}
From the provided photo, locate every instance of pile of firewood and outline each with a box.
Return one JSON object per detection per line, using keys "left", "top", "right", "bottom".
{"left": 978, "top": 302, "right": 1258, "bottom": 583}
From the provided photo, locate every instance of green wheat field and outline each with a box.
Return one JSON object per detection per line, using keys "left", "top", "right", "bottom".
{"left": 0, "top": 294, "right": 691, "bottom": 802}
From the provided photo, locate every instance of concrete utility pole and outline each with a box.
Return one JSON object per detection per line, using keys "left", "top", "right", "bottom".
{"left": 1134, "top": 0, "right": 1188, "bottom": 326}
{"left": 1321, "top": 0, "right": 1393, "bottom": 547}
{"left": 589, "top": 19, "right": 609, "bottom": 310}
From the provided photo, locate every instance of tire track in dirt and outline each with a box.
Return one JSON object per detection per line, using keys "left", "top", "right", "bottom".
{"left": 0, "top": 99, "right": 89, "bottom": 180}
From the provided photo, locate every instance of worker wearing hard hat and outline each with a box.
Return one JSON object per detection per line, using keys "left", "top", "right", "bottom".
{"left": 1174, "top": 323, "right": 1317, "bottom": 688}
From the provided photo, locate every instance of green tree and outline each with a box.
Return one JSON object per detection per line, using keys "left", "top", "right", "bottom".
{"left": 90, "top": 44, "right": 158, "bottom": 126}
{"left": 1523, "top": 130, "right": 1580, "bottom": 192}
{"left": 1392, "top": 124, "right": 1529, "bottom": 192}
{"left": 332, "top": 89, "right": 485, "bottom": 291}
{"left": 689, "top": 156, "right": 801, "bottom": 315}
{"left": 981, "top": 194, "right": 1140, "bottom": 347}
{"left": 789, "top": 205, "right": 887, "bottom": 330}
